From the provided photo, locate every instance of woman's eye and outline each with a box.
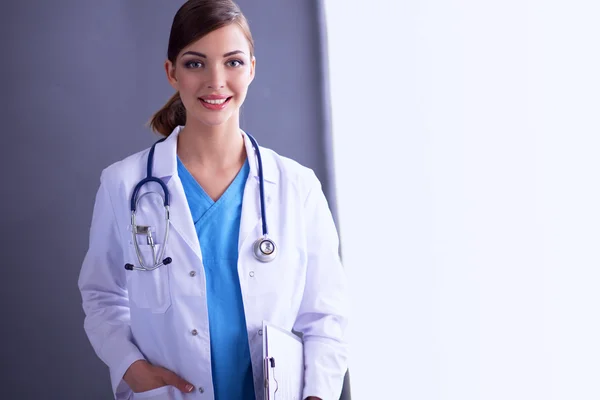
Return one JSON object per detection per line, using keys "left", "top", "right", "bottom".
{"left": 185, "top": 61, "right": 203, "bottom": 69}
{"left": 227, "top": 59, "right": 244, "bottom": 67}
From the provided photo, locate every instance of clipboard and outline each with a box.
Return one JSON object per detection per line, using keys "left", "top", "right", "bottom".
{"left": 262, "top": 321, "right": 304, "bottom": 400}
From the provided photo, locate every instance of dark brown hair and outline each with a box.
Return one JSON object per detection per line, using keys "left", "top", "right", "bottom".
{"left": 149, "top": 0, "right": 254, "bottom": 136}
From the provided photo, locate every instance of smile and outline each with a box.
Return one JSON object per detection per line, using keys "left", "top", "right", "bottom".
{"left": 198, "top": 96, "right": 232, "bottom": 110}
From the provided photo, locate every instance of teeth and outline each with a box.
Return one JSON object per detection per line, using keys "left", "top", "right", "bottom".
{"left": 202, "top": 98, "right": 228, "bottom": 105}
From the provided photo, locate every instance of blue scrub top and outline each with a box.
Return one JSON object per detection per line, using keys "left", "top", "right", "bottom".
{"left": 177, "top": 157, "right": 254, "bottom": 399}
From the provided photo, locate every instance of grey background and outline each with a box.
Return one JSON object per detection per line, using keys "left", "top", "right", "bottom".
{"left": 0, "top": 0, "right": 348, "bottom": 399}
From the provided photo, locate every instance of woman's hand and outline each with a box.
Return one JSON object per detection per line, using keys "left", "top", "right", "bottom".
{"left": 123, "top": 360, "right": 195, "bottom": 394}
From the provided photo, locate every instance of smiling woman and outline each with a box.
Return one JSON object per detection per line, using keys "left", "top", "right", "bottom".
{"left": 150, "top": 0, "right": 255, "bottom": 135}
{"left": 167, "top": 32, "right": 255, "bottom": 124}
{"left": 77, "top": 1, "right": 348, "bottom": 400}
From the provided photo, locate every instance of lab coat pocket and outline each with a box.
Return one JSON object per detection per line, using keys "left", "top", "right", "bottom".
{"left": 126, "top": 244, "right": 172, "bottom": 313}
{"left": 132, "top": 385, "right": 174, "bottom": 399}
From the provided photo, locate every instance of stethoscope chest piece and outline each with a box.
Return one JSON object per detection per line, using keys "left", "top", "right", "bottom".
{"left": 253, "top": 236, "right": 277, "bottom": 263}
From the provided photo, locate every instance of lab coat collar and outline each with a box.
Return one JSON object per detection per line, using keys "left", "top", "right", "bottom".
{"left": 152, "top": 125, "right": 278, "bottom": 184}
{"left": 149, "top": 125, "right": 277, "bottom": 262}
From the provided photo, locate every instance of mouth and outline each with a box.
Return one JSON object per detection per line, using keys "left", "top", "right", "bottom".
{"left": 198, "top": 96, "right": 232, "bottom": 110}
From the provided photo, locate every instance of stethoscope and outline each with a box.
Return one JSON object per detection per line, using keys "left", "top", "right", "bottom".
{"left": 124, "top": 134, "right": 277, "bottom": 272}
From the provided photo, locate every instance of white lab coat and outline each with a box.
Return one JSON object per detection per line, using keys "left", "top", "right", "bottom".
{"left": 78, "top": 126, "right": 349, "bottom": 400}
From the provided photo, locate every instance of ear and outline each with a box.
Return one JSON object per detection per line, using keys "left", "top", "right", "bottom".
{"left": 165, "top": 59, "right": 178, "bottom": 90}
{"left": 248, "top": 56, "right": 256, "bottom": 85}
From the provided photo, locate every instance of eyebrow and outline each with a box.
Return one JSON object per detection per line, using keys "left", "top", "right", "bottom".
{"left": 181, "top": 50, "right": 246, "bottom": 58}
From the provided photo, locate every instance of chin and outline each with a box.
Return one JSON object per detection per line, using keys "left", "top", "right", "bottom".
{"left": 187, "top": 108, "right": 227, "bottom": 125}
{"left": 193, "top": 115, "right": 233, "bottom": 128}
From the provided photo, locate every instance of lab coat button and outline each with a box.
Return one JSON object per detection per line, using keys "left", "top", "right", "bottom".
{"left": 249, "top": 271, "right": 255, "bottom": 277}
{"left": 198, "top": 387, "right": 204, "bottom": 393}
{"left": 258, "top": 329, "right": 263, "bottom": 336}
{"left": 191, "top": 329, "right": 198, "bottom": 336}
{"left": 189, "top": 271, "right": 196, "bottom": 277}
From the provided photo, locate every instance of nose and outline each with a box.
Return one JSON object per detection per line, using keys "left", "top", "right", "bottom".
{"left": 206, "top": 65, "right": 225, "bottom": 89}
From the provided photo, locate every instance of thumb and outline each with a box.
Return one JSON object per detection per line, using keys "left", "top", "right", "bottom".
{"left": 156, "top": 367, "right": 195, "bottom": 394}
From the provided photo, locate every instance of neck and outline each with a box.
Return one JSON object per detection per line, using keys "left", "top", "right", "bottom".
{"left": 176, "top": 117, "right": 246, "bottom": 171}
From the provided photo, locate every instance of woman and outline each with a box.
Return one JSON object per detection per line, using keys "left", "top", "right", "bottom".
{"left": 78, "top": 1, "right": 349, "bottom": 399}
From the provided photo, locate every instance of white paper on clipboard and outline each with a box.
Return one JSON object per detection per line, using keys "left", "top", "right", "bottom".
{"left": 262, "top": 321, "right": 304, "bottom": 400}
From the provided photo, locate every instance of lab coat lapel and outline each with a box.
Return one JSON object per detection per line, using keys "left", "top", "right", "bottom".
{"left": 152, "top": 127, "right": 202, "bottom": 260}
{"left": 166, "top": 176, "right": 202, "bottom": 260}
{"left": 238, "top": 174, "right": 261, "bottom": 249}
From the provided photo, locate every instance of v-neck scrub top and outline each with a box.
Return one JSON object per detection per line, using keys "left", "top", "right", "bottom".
{"left": 177, "top": 157, "right": 254, "bottom": 400}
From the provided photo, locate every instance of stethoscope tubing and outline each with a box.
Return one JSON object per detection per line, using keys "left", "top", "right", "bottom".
{"left": 127, "top": 133, "right": 274, "bottom": 271}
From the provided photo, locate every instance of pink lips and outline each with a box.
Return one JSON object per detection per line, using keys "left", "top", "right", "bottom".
{"left": 198, "top": 95, "right": 232, "bottom": 111}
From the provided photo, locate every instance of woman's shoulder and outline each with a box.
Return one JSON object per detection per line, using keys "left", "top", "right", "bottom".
{"left": 99, "top": 147, "right": 150, "bottom": 186}
{"left": 258, "top": 146, "right": 322, "bottom": 193}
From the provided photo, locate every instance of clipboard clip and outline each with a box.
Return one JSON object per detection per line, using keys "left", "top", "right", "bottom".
{"left": 263, "top": 357, "right": 279, "bottom": 395}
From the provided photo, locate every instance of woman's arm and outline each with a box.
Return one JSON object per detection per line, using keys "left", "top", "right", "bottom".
{"left": 293, "top": 171, "right": 350, "bottom": 400}
{"left": 78, "top": 171, "right": 145, "bottom": 398}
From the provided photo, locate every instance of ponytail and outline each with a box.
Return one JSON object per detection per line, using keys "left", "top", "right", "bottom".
{"left": 149, "top": 92, "right": 186, "bottom": 136}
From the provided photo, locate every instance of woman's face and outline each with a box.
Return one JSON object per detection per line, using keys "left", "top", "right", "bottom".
{"left": 165, "top": 23, "right": 255, "bottom": 128}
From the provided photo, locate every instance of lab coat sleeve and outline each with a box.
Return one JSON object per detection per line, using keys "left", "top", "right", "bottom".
{"left": 78, "top": 171, "right": 145, "bottom": 399}
{"left": 293, "top": 172, "right": 350, "bottom": 400}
